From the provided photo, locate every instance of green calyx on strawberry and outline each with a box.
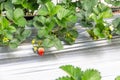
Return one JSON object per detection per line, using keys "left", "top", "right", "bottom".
{"left": 33, "top": 46, "right": 38, "bottom": 53}
{"left": 37, "top": 47, "right": 45, "bottom": 56}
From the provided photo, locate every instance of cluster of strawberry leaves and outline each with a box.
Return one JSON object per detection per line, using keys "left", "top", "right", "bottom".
{"left": 0, "top": 0, "right": 31, "bottom": 48}
{"left": 87, "top": 3, "right": 113, "bottom": 40}
{"left": 76, "top": 0, "right": 114, "bottom": 40}
{"left": 104, "top": 0, "right": 120, "bottom": 7}
{"left": 32, "top": 1, "right": 78, "bottom": 55}
{"left": 32, "top": 0, "right": 115, "bottom": 55}
{"left": 56, "top": 65, "right": 120, "bottom": 80}
{"left": 1, "top": 0, "right": 120, "bottom": 56}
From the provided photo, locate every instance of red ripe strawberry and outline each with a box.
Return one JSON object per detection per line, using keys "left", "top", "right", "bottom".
{"left": 37, "top": 48, "right": 44, "bottom": 56}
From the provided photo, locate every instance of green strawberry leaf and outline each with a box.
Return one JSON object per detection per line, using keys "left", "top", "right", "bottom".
{"left": 56, "top": 76, "right": 73, "bottom": 80}
{"left": 37, "top": 0, "right": 51, "bottom": 4}
{"left": 9, "top": 39, "right": 20, "bottom": 48}
{"left": 57, "top": 8, "right": 70, "bottom": 20}
{"left": 42, "top": 38, "right": 54, "bottom": 48}
{"left": 15, "top": 17, "right": 27, "bottom": 27}
{"left": 22, "top": 29, "right": 31, "bottom": 38}
{"left": 93, "top": 27, "right": 101, "bottom": 37}
{"left": 14, "top": 8, "right": 24, "bottom": 20}
{"left": 8, "top": 26, "right": 16, "bottom": 33}
{"left": 53, "top": 37, "right": 63, "bottom": 50}
{"left": 12, "top": 0, "right": 23, "bottom": 4}
{"left": 4, "top": 0, "right": 14, "bottom": 10}
{"left": 6, "top": 10, "right": 14, "bottom": 20}
{"left": 112, "top": 18, "right": 120, "bottom": 28}
{"left": 115, "top": 76, "right": 120, "bottom": 80}
{"left": 82, "top": 69, "right": 101, "bottom": 80}
{"left": 60, "top": 65, "right": 83, "bottom": 80}
{"left": 37, "top": 27, "right": 48, "bottom": 38}
{"left": 38, "top": 5, "right": 49, "bottom": 16}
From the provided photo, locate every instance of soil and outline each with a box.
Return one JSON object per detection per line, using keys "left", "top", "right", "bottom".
{"left": 112, "top": 7, "right": 120, "bottom": 14}
{"left": 24, "top": 15, "right": 34, "bottom": 20}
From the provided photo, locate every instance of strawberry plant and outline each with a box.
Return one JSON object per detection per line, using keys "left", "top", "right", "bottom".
{"left": 0, "top": 0, "right": 120, "bottom": 52}
{"left": 59, "top": 0, "right": 114, "bottom": 40}
{"left": 76, "top": 0, "right": 98, "bottom": 27}
{"left": 0, "top": 16, "right": 16, "bottom": 47}
{"left": 32, "top": 1, "right": 78, "bottom": 51}
{"left": 58, "top": 0, "right": 76, "bottom": 11}
{"left": 56, "top": 65, "right": 120, "bottom": 80}
{"left": 9, "top": 0, "right": 39, "bottom": 15}
{"left": 104, "top": 0, "right": 120, "bottom": 7}
{"left": 112, "top": 17, "right": 120, "bottom": 35}
{"left": 0, "top": 0, "right": 31, "bottom": 48}
{"left": 115, "top": 76, "right": 120, "bottom": 80}
{"left": 56, "top": 65, "right": 101, "bottom": 80}
{"left": 76, "top": 0, "right": 113, "bottom": 40}
{"left": 87, "top": 3, "right": 113, "bottom": 40}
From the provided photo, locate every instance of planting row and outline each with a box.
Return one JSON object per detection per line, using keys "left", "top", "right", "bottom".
{"left": 0, "top": 0, "right": 120, "bottom": 55}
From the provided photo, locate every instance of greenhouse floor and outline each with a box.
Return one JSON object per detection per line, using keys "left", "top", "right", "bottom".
{"left": 0, "top": 37, "right": 120, "bottom": 80}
